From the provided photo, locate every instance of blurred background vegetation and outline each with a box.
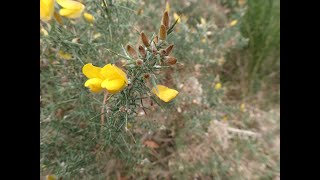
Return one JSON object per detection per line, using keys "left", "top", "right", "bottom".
{"left": 40, "top": 0, "right": 280, "bottom": 179}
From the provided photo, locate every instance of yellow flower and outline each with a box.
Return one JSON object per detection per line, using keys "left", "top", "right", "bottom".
{"left": 83, "top": 12, "right": 94, "bottom": 23}
{"left": 152, "top": 85, "right": 178, "bottom": 102}
{"left": 40, "top": 0, "right": 55, "bottom": 22}
{"left": 214, "top": 82, "right": 222, "bottom": 90}
{"left": 166, "top": 1, "right": 170, "bottom": 12}
{"left": 56, "top": 0, "right": 85, "bottom": 19}
{"left": 174, "top": 13, "right": 181, "bottom": 23}
{"left": 240, "top": 103, "right": 246, "bottom": 112}
{"left": 82, "top": 63, "right": 128, "bottom": 94}
{"left": 230, "top": 20, "right": 238, "bottom": 27}
{"left": 57, "top": 50, "right": 73, "bottom": 60}
{"left": 174, "top": 13, "right": 188, "bottom": 24}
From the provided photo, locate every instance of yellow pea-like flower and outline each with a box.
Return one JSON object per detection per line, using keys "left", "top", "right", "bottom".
{"left": 165, "top": 1, "right": 170, "bottom": 12}
{"left": 56, "top": 0, "right": 85, "bottom": 19}
{"left": 82, "top": 63, "right": 128, "bottom": 94}
{"left": 40, "top": 0, "right": 55, "bottom": 22}
{"left": 214, "top": 82, "right": 222, "bottom": 90}
{"left": 83, "top": 12, "right": 95, "bottom": 23}
{"left": 230, "top": 20, "right": 238, "bottom": 27}
{"left": 173, "top": 13, "right": 181, "bottom": 23}
{"left": 84, "top": 78, "right": 103, "bottom": 93}
{"left": 240, "top": 103, "right": 246, "bottom": 112}
{"left": 152, "top": 85, "right": 179, "bottom": 103}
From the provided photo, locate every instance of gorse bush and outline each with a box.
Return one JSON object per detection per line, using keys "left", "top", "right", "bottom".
{"left": 41, "top": 0, "right": 279, "bottom": 179}
{"left": 81, "top": 9, "right": 180, "bottom": 139}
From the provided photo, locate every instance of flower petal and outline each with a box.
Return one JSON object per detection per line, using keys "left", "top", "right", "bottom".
{"left": 56, "top": 0, "right": 85, "bottom": 10}
{"left": 59, "top": 8, "right": 84, "bottom": 18}
{"left": 100, "top": 64, "right": 128, "bottom": 83}
{"left": 82, "top": 63, "right": 102, "bottom": 79}
{"left": 101, "top": 79, "right": 126, "bottom": 94}
{"left": 83, "top": 12, "right": 95, "bottom": 23}
{"left": 152, "top": 85, "right": 178, "bottom": 102}
{"left": 40, "top": 0, "right": 55, "bottom": 22}
{"left": 84, "top": 78, "right": 103, "bottom": 93}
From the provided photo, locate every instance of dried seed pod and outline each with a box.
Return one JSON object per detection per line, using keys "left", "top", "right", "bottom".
{"left": 165, "top": 44, "right": 174, "bottom": 56}
{"left": 126, "top": 44, "right": 137, "bottom": 58}
{"left": 162, "top": 11, "right": 170, "bottom": 29}
{"left": 141, "top": 31, "right": 150, "bottom": 47}
{"left": 138, "top": 45, "right": 146, "bottom": 58}
{"left": 154, "top": 35, "right": 159, "bottom": 44}
{"left": 136, "top": 59, "right": 144, "bottom": 66}
{"left": 159, "top": 49, "right": 167, "bottom": 56}
{"left": 159, "top": 24, "right": 167, "bottom": 40}
{"left": 165, "top": 56, "right": 177, "bottom": 65}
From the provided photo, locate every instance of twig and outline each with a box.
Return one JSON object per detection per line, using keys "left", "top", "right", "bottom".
{"left": 100, "top": 91, "right": 109, "bottom": 136}
{"left": 227, "top": 127, "right": 261, "bottom": 138}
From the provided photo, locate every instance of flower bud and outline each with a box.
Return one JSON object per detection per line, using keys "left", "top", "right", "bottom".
{"left": 83, "top": 12, "right": 95, "bottom": 24}
{"left": 164, "top": 56, "right": 177, "bottom": 65}
{"left": 136, "top": 59, "right": 144, "bottom": 66}
{"left": 141, "top": 31, "right": 150, "bottom": 47}
{"left": 165, "top": 44, "right": 174, "bottom": 56}
{"left": 159, "top": 24, "right": 167, "bottom": 40}
{"left": 154, "top": 35, "right": 159, "bottom": 44}
{"left": 54, "top": 12, "right": 63, "bottom": 25}
{"left": 138, "top": 45, "right": 146, "bottom": 58}
{"left": 162, "top": 11, "right": 170, "bottom": 29}
{"left": 126, "top": 44, "right": 137, "bottom": 58}
{"left": 143, "top": 73, "right": 150, "bottom": 79}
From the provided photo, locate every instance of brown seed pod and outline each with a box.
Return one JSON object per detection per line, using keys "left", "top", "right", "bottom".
{"left": 165, "top": 56, "right": 177, "bottom": 65}
{"left": 126, "top": 44, "right": 137, "bottom": 58}
{"left": 165, "top": 44, "right": 174, "bottom": 56}
{"left": 159, "top": 24, "right": 167, "bottom": 40}
{"left": 140, "top": 31, "right": 150, "bottom": 47}
{"left": 138, "top": 45, "right": 146, "bottom": 58}
{"left": 162, "top": 11, "right": 170, "bottom": 29}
